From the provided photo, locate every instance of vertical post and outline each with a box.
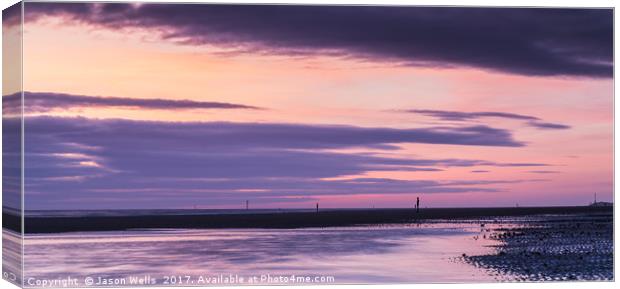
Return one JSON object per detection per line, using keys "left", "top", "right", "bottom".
{"left": 594, "top": 193, "right": 597, "bottom": 204}
{"left": 316, "top": 203, "right": 319, "bottom": 213}
{"left": 246, "top": 200, "right": 249, "bottom": 210}
{"left": 416, "top": 197, "right": 420, "bottom": 213}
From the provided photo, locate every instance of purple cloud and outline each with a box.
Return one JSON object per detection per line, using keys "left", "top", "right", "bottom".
{"left": 404, "top": 109, "right": 539, "bottom": 121}
{"left": 22, "top": 115, "right": 525, "bottom": 151}
{"left": 12, "top": 3, "right": 612, "bottom": 77}
{"left": 1, "top": 2, "right": 21, "bottom": 27}
{"left": 527, "top": 121, "right": 571, "bottom": 130}
{"left": 2, "top": 91, "right": 261, "bottom": 113}
{"left": 403, "top": 109, "right": 571, "bottom": 130}
{"left": 7, "top": 116, "right": 548, "bottom": 209}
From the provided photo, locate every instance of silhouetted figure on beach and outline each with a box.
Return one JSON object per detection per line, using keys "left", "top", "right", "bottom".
{"left": 416, "top": 197, "right": 420, "bottom": 213}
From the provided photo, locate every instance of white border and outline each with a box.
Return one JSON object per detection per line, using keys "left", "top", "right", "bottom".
{"left": 0, "top": 1, "right": 616, "bottom": 289}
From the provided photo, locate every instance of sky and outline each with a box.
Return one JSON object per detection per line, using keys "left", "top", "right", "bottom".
{"left": 2, "top": 2, "right": 613, "bottom": 210}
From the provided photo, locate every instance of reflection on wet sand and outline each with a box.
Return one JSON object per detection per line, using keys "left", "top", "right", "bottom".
{"left": 9, "top": 212, "right": 613, "bottom": 286}
{"left": 19, "top": 223, "right": 495, "bottom": 284}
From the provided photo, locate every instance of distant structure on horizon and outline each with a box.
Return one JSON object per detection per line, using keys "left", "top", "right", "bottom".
{"left": 590, "top": 193, "right": 613, "bottom": 207}
{"left": 590, "top": 201, "right": 613, "bottom": 207}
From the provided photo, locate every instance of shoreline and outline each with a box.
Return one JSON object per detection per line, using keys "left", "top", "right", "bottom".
{"left": 3, "top": 205, "right": 612, "bottom": 234}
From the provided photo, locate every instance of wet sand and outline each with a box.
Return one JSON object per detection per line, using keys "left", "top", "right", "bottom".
{"left": 462, "top": 211, "right": 613, "bottom": 281}
{"left": 4, "top": 205, "right": 612, "bottom": 233}
{"left": 3, "top": 207, "right": 613, "bottom": 283}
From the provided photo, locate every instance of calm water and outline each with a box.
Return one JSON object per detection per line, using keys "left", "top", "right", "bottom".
{"left": 4, "top": 222, "right": 504, "bottom": 287}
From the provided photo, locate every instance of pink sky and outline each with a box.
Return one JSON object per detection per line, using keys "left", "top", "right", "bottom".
{"left": 11, "top": 4, "right": 613, "bottom": 209}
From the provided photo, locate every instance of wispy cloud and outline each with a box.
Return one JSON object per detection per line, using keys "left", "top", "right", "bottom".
{"left": 527, "top": 122, "right": 571, "bottom": 130}
{"left": 403, "top": 109, "right": 571, "bottom": 130}
{"left": 404, "top": 109, "right": 538, "bottom": 121}
{"left": 2, "top": 91, "right": 261, "bottom": 113}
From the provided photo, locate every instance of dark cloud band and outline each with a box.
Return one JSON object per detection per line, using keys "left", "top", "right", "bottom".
{"left": 15, "top": 3, "right": 613, "bottom": 78}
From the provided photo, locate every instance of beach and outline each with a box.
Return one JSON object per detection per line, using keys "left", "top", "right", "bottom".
{"left": 5, "top": 206, "right": 612, "bottom": 233}
{"left": 15, "top": 220, "right": 497, "bottom": 284}
{"left": 1, "top": 206, "right": 613, "bottom": 285}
